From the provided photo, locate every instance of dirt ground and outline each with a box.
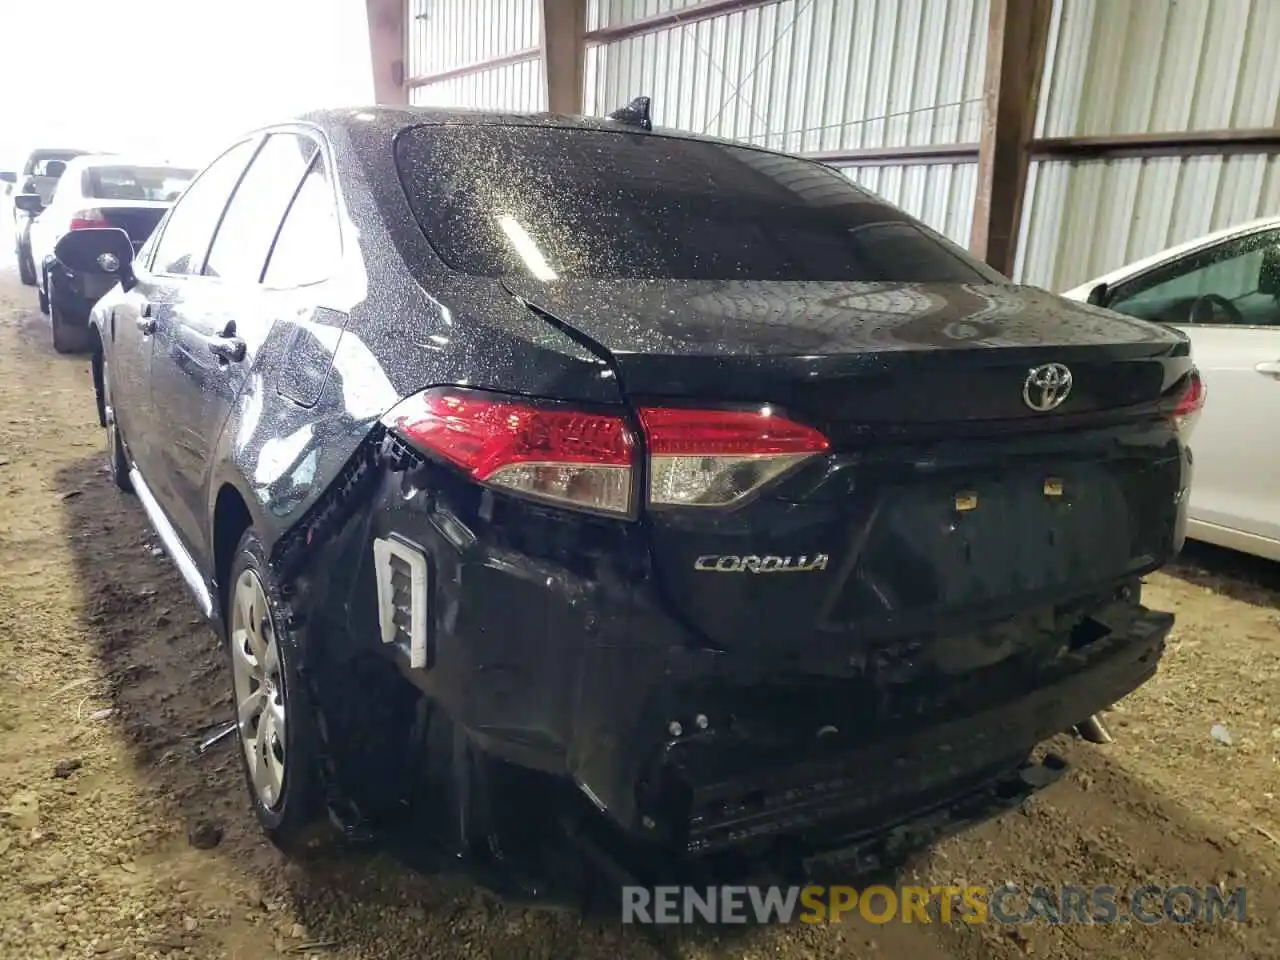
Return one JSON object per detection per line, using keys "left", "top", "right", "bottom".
{"left": 0, "top": 266, "right": 1277, "bottom": 960}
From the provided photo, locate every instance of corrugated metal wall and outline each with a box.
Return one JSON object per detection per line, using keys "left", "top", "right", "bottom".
{"left": 1016, "top": 0, "right": 1280, "bottom": 290}
{"left": 583, "top": 0, "right": 988, "bottom": 245}
{"left": 409, "top": 59, "right": 547, "bottom": 110}
{"left": 399, "top": 0, "right": 1275, "bottom": 287}
{"left": 586, "top": 0, "right": 987, "bottom": 151}
{"left": 839, "top": 162, "right": 979, "bottom": 246}
{"left": 406, "top": 0, "right": 545, "bottom": 110}
{"left": 1019, "top": 153, "right": 1280, "bottom": 293}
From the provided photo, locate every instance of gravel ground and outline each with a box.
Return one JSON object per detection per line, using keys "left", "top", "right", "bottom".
{"left": 0, "top": 266, "right": 1277, "bottom": 959}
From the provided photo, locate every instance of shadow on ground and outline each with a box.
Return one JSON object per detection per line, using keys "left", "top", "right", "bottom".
{"left": 1163, "top": 540, "right": 1280, "bottom": 608}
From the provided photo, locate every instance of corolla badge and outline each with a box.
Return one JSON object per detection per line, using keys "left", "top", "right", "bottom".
{"left": 694, "top": 554, "right": 829, "bottom": 573}
{"left": 1022, "top": 362, "right": 1073, "bottom": 412}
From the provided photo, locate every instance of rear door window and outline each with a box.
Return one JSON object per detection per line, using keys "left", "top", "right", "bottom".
{"left": 262, "top": 153, "right": 342, "bottom": 288}
{"left": 394, "top": 125, "right": 1000, "bottom": 283}
{"left": 82, "top": 166, "right": 195, "bottom": 202}
{"left": 204, "top": 133, "right": 318, "bottom": 284}
{"left": 151, "top": 140, "right": 256, "bottom": 277}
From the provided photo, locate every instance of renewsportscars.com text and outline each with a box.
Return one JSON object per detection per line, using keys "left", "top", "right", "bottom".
{"left": 621, "top": 884, "right": 1247, "bottom": 926}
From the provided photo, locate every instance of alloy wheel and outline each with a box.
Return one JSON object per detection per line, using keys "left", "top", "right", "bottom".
{"left": 230, "top": 569, "right": 288, "bottom": 810}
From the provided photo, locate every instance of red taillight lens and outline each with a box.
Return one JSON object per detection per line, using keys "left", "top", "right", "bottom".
{"left": 1172, "top": 369, "right": 1205, "bottom": 438}
{"left": 69, "top": 208, "right": 108, "bottom": 230}
{"left": 382, "top": 388, "right": 635, "bottom": 515}
{"left": 382, "top": 391, "right": 831, "bottom": 514}
{"left": 639, "top": 406, "right": 830, "bottom": 507}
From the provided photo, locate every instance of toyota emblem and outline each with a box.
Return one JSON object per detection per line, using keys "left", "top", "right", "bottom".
{"left": 1022, "top": 363, "right": 1073, "bottom": 412}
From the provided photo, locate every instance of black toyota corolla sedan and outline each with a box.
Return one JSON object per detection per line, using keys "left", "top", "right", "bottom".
{"left": 67, "top": 105, "right": 1203, "bottom": 875}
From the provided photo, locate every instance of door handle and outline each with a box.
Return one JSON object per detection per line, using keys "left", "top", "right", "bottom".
{"left": 136, "top": 304, "right": 156, "bottom": 335}
{"left": 1255, "top": 360, "right": 1280, "bottom": 378}
{"left": 206, "top": 333, "right": 246, "bottom": 363}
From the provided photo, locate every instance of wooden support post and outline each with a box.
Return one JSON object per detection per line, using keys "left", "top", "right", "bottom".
{"left": 541, "top": 0, "right": 588, "bottom": 115}
{"left": 366, "top": 0, "right": 409, "bottom": 106}
{"left": 970, "top": 0, "right": 1053, "bottom": 276}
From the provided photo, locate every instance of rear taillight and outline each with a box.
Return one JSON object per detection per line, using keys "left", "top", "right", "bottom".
{"left": 639, "top": 406, "right": 830, "bottom": 507}
{"left": 69, "top": 208, "right": 108, "bottom": 230}
{"left": 382, "top": 390, "right": 831, "bottom": 516}
{"left": 382, "top": 389, "right": 636, "bottom": 516}
{"left": 1171, "top": 368, "right": 1205, "bottom": 438}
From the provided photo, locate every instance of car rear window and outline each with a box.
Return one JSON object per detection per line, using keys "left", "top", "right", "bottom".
{"left": 394, "top": 124, "right": 1001, "bottom": 283}
{"left": 24, "top": 150, "right": 86, "bottom": 175}
{"left": 83, "top": 165, "right": 196, "bottom": 202}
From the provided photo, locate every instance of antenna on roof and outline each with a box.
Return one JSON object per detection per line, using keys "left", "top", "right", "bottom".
{"left": 607, "top": 96, "right": 652, "bottom": 132}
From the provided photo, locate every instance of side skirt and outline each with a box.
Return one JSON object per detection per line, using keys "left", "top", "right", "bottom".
{"left": 129, "top": 467, "right": 213, "bottom": 618}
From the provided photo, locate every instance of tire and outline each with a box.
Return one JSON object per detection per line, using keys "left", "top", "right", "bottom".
{"left": 48, "top": 278, "right": 89, "bottom": 354}
{"left": 100, "top": 355, "right": 132, "bottom": 493}
{"left": 50, "top": 298, "right": 75, "bottom": 354}
{"left": 225, "top": 528, "right": 329, "bottom": 855}
{"left": 17, "top": 244, "right": 36, "bottom": 286}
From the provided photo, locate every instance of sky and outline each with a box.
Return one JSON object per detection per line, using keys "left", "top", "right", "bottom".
{"left": 0, "top": 0, "right": 375, "bottom": 169}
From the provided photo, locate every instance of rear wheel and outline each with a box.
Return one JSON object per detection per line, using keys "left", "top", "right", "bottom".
{"left": 226, "top": 529, "right": 329, "bottom": 855}
{"left": 101, "top": 356, "right": 132, "bottom": 492}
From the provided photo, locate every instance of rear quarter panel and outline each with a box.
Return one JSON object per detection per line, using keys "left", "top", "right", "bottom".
{"left": 203, "top": 120, "right": 625, "bottom": 568}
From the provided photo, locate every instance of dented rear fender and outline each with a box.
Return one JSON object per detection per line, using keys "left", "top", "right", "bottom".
{"left": 204, "top": 318, "right": 399, "bottom": 579}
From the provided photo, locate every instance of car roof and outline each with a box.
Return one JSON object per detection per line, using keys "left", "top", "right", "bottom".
{"left": 64, "top": 154, "right": 190, "bottom": 172}
{"left": 24, "top": 146, "right": 93, "bottom": 158}
{"left": 1062, "top": 214, "right": 1280, "bottom": 297}
{"left": 23, "top": 147, "right": 94, "bottom": 162}
{"left": 14, "top": 148, "right": 94, "bottom": 173}
{"left": 287, "top": 104, "right": 812, "bottom": 159}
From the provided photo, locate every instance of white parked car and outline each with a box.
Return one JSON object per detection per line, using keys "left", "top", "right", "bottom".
{"left": 16, "top": 156, "right": 194, "bottom": 351}
{"left": 1063, "top": 216, "right": 1280, "bottom": 561}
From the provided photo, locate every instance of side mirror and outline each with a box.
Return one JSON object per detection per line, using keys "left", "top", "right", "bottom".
{"left": 13, "top": 193, "right": 44, "bottom": 214}
{"left": 0, "top": 171, "right": 16, "bottom": 184}
{"left": 1086, "top": 282, "right": 1109, "bottom": 306}
{"left": 54, "top": 228, "right": 135, "bottom": 286}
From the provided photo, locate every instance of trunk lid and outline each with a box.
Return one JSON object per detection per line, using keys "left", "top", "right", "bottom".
{"left": 504, "top": 278, "right": 1192, "bottom": 654}
{"left": 94, "top": 200, "right": 171, "bottom": 248}
{"left": 502, "top": 279, "right": 1192, "bottom": 436}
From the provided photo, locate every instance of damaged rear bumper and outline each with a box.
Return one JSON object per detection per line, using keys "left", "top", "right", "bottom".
{"left": 293, "top": 441, "right": 1172, "bottom": 859}
{"left": 642, "top": 609, "right": 1168, "bottom": 855}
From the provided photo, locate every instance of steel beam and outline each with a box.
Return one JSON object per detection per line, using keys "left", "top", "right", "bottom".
{"left": 366, "top": 0, "right": 409, "bottom": 106}
{"left": 541, "top": 0, "right": 588, "bottom": 115}
{"left": 970, "top": 0, "right": 1053, "bottom": 276}
{"left": 583, "top": 0, "right": 778, "bottom": 44}
{"left": 1030, "top": 128, "right": 1280, "bottom": 160}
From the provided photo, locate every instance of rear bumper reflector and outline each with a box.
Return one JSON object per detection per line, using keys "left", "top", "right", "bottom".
{"left": 373, "top": 534, "right": 431, "bottom": 670}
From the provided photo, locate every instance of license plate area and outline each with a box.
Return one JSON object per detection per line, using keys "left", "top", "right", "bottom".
{"left": 820, "top": 456, "right": 1180, "bottom": 631}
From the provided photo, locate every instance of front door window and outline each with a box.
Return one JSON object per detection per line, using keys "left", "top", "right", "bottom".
{"left": 1107, "top": 230, "right": 1280, "bottom": 327}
